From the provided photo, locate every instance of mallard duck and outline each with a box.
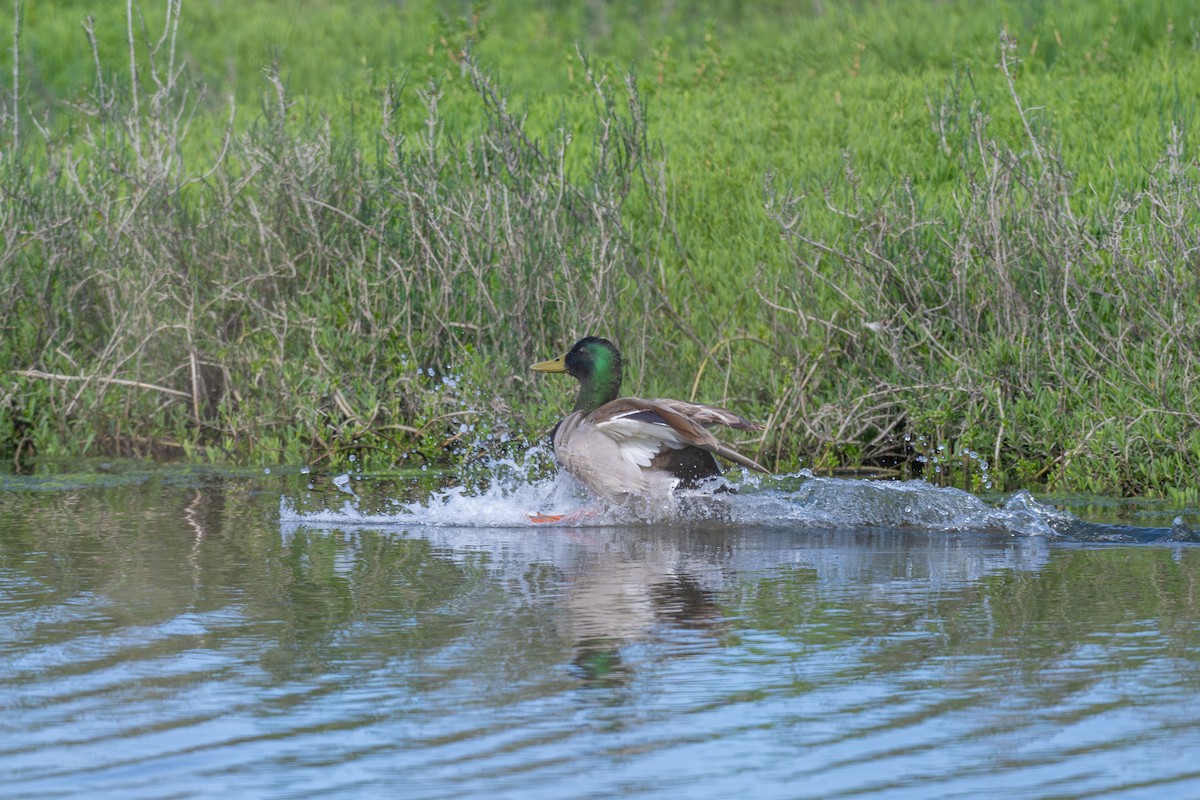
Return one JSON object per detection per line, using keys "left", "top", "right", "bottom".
{"left": 531, "top": 336, "right": 768, "bottom": 507}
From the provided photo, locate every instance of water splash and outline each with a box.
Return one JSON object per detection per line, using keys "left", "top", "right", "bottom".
{"left": 279, "top": 422, "right": 1196, "bottom": 542}
{"left": 278, "top": 459, "right": 1190, "bottom": 541}
{"left": 281, "top": 471, "right": 594, "bottom": 528}
{"left": 725, "top": 477, "right": 1075, "bottom": 536}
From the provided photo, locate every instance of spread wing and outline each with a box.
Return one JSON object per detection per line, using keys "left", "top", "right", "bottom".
{"left": 588, "top": 397, "right": 768, "bottom": 474}
{"left": 643, "top": 398, "right": 762, "bottom": 431}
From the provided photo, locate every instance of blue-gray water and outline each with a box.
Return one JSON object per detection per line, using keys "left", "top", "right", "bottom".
{"left": 2, "top": 463, "right": 1199, "bottom": 799}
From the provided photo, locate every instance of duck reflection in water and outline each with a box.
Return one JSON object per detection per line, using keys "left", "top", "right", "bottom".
{"left": 556, "top": 533, "right": 728, "bottom": 687}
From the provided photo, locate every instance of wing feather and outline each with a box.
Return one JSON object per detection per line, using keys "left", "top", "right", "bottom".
{"left": 588, "top": 397, "right": 768, "bottom": 474}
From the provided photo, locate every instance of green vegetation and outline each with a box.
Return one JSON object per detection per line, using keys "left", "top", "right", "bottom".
{"left": 1, "top": 0, "right": 1198, "bottom": 498}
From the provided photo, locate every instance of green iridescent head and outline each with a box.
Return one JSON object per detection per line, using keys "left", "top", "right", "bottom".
{"left": 531, "top": 336, "right": 623, "bottom": 413}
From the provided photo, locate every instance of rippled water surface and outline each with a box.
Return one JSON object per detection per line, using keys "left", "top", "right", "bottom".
{"left": 2, "top": 462, "right": 1199, "bottom": 799}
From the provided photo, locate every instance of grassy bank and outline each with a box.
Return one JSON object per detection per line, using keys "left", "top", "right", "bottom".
{"left": 1, "top": 0, "right": 1198, "bottom": 498}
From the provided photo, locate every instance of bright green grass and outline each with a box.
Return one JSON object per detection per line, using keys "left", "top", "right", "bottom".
{"left": 10, "top": 1, "right": 1193, "bottom": 241}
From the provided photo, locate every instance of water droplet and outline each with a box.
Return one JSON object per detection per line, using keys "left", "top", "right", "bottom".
{"left": 263, "top": 468, "right": 271, "bottom": 474}
{"left": 980, "top": 460, "right": 989, "bottom": 470}
{"left": 349, "top": 454, "right": 357, "bottom": 462}
{"left": 331, "top": 473, "right": 355, "bottom": 497}
{"left": 300, "top": 466, "right": 311, "bottom": 474}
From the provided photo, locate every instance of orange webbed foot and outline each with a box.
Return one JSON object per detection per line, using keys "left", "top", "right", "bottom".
{"left": 527, "top": 508, "right": 600, "bottom": 524}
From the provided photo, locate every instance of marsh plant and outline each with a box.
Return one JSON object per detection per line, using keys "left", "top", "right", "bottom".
{"left": 1, "top": 3, "right": 1198, "bottom": 498}
{"left": 1, "top": 2, "right": 670, "bottom": 468}
{"left": 759, "top": 32, "right": 1200, "bottom": 495}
